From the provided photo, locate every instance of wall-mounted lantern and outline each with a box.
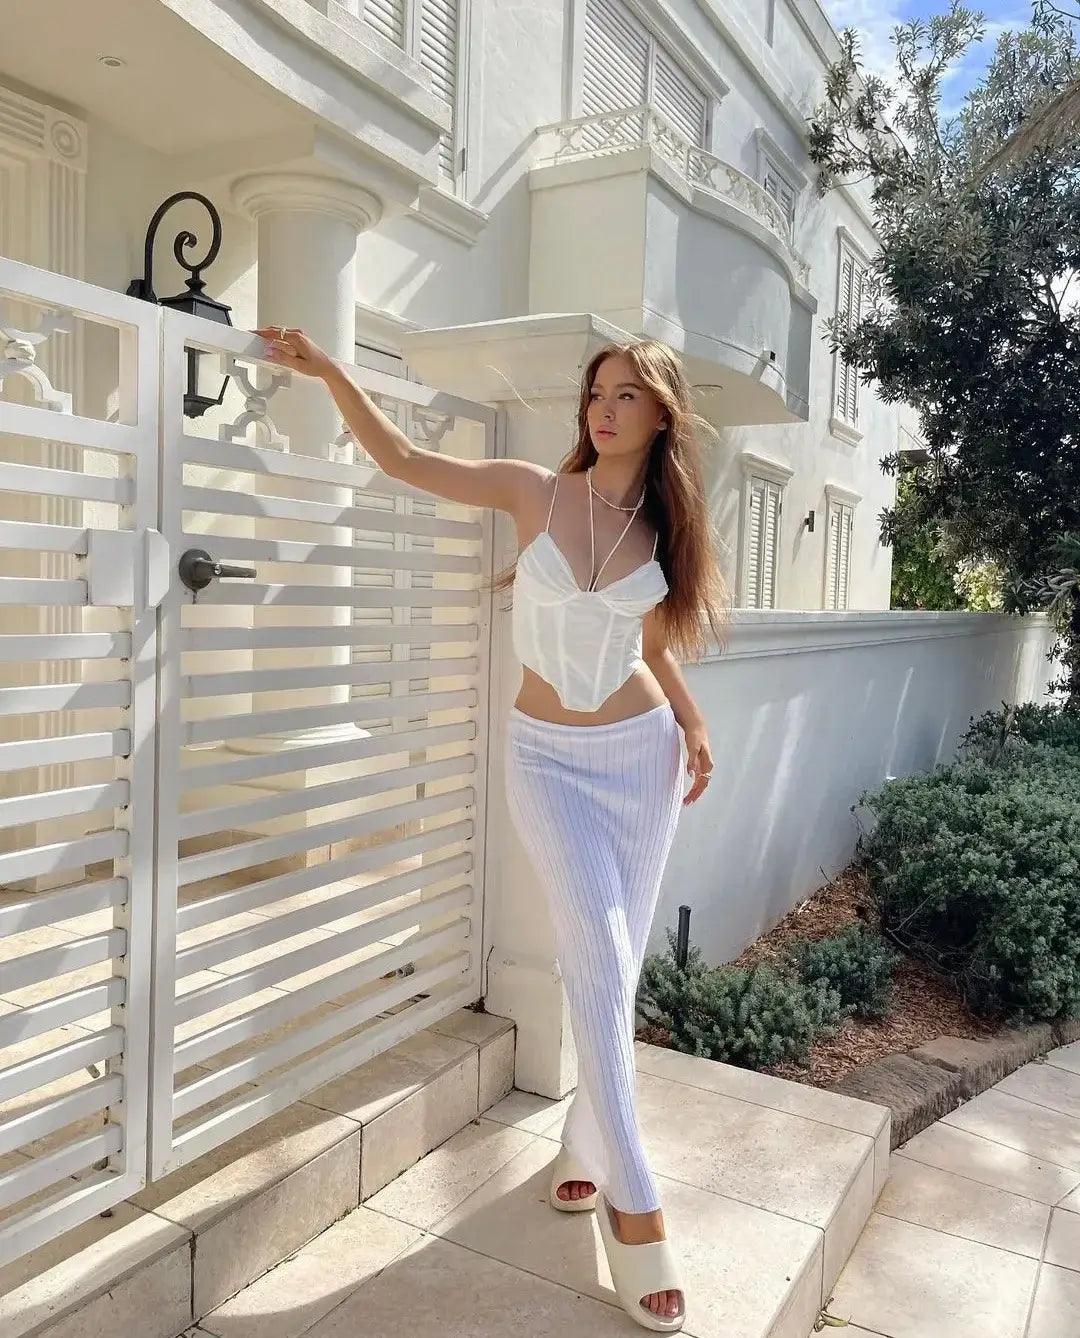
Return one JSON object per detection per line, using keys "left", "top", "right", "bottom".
{"left": 126, "top": 190, "right": 232, "bottom": 417}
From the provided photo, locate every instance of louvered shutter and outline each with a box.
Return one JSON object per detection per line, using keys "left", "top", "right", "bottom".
{"left": 746, "top": 476, "right": 781, "bottom": 608}
{"left": 362, "top": 0, "right": 406, "bottom": 47}
{"left": 835, "top": 248, "right": 866, "bottom": 426}
{"left": 837, "top": 506, "right": 852, "bottom": 608}
{"left": 420, "top": 0, "right": 458, "bottom": 183}
{"left": 826, "top": 507, "right": 841, "bottom": 608}
{"left": 762, "top": 161, "right": 796, "bottom": 224}
{"left": 653, "top": 48, "right": 707, "bottom": 146}
{"left": 582, "top": 0, "right": 649, "bottom": 146}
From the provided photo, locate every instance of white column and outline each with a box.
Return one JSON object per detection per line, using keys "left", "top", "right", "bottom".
{"left": 230, "top": 172, "right": 382, "bottom": 754}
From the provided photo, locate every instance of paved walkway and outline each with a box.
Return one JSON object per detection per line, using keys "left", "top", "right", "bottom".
{"left": 827, "top": 1040, "right": 1080, "bottom": 1338}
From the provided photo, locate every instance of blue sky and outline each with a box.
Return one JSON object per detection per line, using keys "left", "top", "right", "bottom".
{"left": 820, "top": 0, "right": 1034, "bottom": 117}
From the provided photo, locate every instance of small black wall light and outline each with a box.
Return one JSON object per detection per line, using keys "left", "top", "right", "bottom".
{"left": 127, "top": 190, "right": 232, "bottom": 417}
{"left": 805, "top": 509, "right": 815, "bottom": 532}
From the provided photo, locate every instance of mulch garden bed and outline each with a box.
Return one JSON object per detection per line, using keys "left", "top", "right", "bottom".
{"left": 634, "top": 862, "right": 998, "bottom": 1088}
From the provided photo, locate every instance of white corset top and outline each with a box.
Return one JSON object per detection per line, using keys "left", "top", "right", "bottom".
{"left": 511, "top": 469, "right": 668, "bottom": 712}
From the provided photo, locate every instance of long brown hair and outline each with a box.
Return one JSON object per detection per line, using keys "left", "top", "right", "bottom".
{"left": 487, "top": 339, "right": 733, "bottom": 663}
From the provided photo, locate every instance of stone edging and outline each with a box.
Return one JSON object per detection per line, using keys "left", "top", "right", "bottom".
{"left": 825, "top": 1016, "right": 1080, "bottom": 1149}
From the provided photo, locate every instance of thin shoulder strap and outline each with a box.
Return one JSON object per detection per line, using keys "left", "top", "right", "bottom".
{"left": 651, "top": 528, "right": 659, "bottom": 560}
{"left": 544, "top": 472, "right": 560, "bottom": 533}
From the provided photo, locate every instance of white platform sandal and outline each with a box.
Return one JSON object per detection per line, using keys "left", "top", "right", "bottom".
{"left": 595, "top": 1191, "right": 686, "bottom": 1332}
{"left": 548, "top": 1145, "right": 598, "bottom": 1212}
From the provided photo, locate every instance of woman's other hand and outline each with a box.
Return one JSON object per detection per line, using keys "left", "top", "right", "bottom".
{"left": 254, "top": 326, "right": 338, "bottom": 381}
{"left": 682, "top": 724, "right": 714, "bottom": 806}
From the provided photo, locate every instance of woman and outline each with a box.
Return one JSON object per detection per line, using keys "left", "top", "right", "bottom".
{"left": 257, "top": 325, "right": 732, "bottom": 1332}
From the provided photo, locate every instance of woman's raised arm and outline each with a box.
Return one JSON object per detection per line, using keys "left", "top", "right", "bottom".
{"left": 256, "top": 325, "right": 541, "bottom": 516}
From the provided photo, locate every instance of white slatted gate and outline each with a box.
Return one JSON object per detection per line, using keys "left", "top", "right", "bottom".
{"left": 0, "top": 259, "right": 495, "bottom": 1261}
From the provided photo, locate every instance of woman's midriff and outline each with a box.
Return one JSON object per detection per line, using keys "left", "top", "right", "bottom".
{"left": 512, "top": 662, "right": 669, "bottom": 726}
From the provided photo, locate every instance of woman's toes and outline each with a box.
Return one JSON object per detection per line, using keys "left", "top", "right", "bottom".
{"left": 642, "top": 1290, "right": 682, "bottom": 1317}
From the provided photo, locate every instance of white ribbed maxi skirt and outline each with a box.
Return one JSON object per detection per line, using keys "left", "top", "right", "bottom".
{"left": 504, "top": 699, "right": 685, "bottom": 1213}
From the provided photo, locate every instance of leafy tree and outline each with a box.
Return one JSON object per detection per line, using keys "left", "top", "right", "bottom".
{"left": 808, "top": 1, "right": 1080, "bottom": 703}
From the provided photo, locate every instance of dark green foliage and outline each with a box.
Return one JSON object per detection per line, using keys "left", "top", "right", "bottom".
{"left": 637, "top": 929, "right": 844, "bottom": 1069}
{"left": 788, "top": 926, "right": 900, "bottom": 1020}
{"left": 854, "top": 713, "right": 1080, "bottom": 1021}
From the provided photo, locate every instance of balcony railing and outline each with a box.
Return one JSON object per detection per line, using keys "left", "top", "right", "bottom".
{"left": 534, "top": 104, "right": 809, "bottom": 286}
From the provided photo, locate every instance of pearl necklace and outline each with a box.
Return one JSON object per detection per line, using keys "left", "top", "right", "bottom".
{"left": 587, "top": 464, "right": 645, "bottom": 511}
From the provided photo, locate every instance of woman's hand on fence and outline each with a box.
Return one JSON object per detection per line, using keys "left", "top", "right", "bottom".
{"left": 254, "top": 326, "right": 338, "bottom": 381}
{"left": 682, "top": 725, "right": 714, "bottom": 806}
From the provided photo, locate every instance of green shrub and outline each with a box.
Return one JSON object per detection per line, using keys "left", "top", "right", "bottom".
{"left": 637, "top": 930, "right": 844, "bottom": 1068}
{"left": 854, "top": 736, "right": 1080, "bottom": 1023}
{"left": 959, "top": 700, "right": 1080, "bottom": 762}
{"left": 788, "top": 925, "right": 899, "bottom": 1020}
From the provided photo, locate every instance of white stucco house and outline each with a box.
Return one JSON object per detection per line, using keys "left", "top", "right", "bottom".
{"left": 0, "top": 0, "right": 1055, "bottom": 1270}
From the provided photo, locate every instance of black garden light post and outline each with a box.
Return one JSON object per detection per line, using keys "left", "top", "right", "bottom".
{"left": 126, "top": 190, "right": 232, "bottom": 417}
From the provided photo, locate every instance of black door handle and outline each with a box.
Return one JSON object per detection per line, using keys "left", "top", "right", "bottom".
{"left": 178, "top": 547, "right": 257, "bottom": 594}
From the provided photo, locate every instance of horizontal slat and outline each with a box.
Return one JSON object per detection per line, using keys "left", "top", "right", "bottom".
{"left": 185, "top": 655, "right": 478, "bottom": 698}
{"left": 0, "top": 682, "right": 129, "bottom": 716}
{"left": 176, "top": 821, "right": 471, "bottom": 935}
{"left": 0, "top": 829, "right": 127, "bottom": 886}
{"left": 0, "top": 400, "right": 143, "bottom": 455}
{"left": 0, "top": 730, "right": 128, "bottom": 775}
{"left": 0, "top": 1171, "right": 127, "bottom": 1274}
{"left": 0, "top": 459, "right": 132, "bottom": 504}
{"left": 181, "top": 531, "right": 480, "bottom": 576}
{"left": 178, "top": 784, "right": 473, "bottom": 886}
{"left": 176, "top": 856, "right": 472, "bottom": 978}
{"left": 0, "top": 633, "right": 130, "bottom": 662}
{"left": 2, "top": 928, "right": 127, "bottom": 994}
{"left": 180, "top": 750, "right": 475, "bottom": 840}
{"left": 0, "top": 577, "right": 85, "bottom": 606}
{"left": 183, "top": 687, "right": 476, "bottom": 746}
{"left": 0, "top": 1025, "right": 124, "bottom": 1105}
{"left": 180, "top": 719, "right": 475, "bottom": 791}
{"left": 180, "top": 437, "right": 433, "bottom": 498}
{"left": 0, "top": 1125, "right": 123, "bottom": 1212}
{"left": 175, "top": 916, "right": 469, "bottom": 1071}
{"left": 181, "top": 623, "right": 478, "bottom": 653}
{"left": 0, "top": 982, "right": 126, "bottom": 1049}
{"left": 174, "top": 851, "right": 471, "bottom": 1022}
{"left": 181, "top": 484, "right": 480, "bottom": 538}
{"left": 0, "top": 780, "right": 129, "bottom": 831}
{"left": 192, "top": 582, "right": 478, "bottom": 609}
{"left": 173, "top": 952, "right": 469, "bottom": 1118}
{"left": 0, "top": 520, "right": 88, "bottom": 554}
{"left": 0, "top": 1072, "right": 123, "bottom": 1160}
{"left": 0, "top": 877, "right": 127, "bottom": 939}
{"left": 170, "top": 980, "right": 476, "bottom": 1167}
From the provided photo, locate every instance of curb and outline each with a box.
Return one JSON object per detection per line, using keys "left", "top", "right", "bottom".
{"left": 825, "top": 1015, "right": 1080, "bottom": 1149}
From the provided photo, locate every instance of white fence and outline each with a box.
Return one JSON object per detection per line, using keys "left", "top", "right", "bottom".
{"left": 0, "top": 257, "right": 496, "bottom": 1264}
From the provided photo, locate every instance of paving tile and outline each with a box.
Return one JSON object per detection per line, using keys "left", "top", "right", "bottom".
{"left": 1027, "top": 1263, "right": 1080, "bottom": 1338}
{"left": 481, "top": 1085, "right": 575, "bottom": 1137}
{"left": 880, "top": 1155, "right": 1050, "bottom": 1256}
{"left": 132, "top": 1100, "right": 358, "bottom": 1233}
{"left": 1047, "top": 1206, "right": 1080, "bottom": 1271}
{"left": 363, "top": 1116, "right": 536, "bottom": 1230}
{"left": 995, "top": 1060, "right": 1080, "bottom": 1120}
{"left": 1046, "top": 1041, "right": 1080, "bottom": 1077}
{"left": 198, "top": 1205, "right": 423, "bottom": 1338}
{"left": 631, "top": 1068, "right": 873, "bottom": 1232}
{"left": 296, "top": 1233, "right": 636, "bottom": 1338}
{"left": 829, "top": 1212, "right": 1038, "bottom": 1338}
{"left": 897, "top": 1119, "right": 1080, "bottom": 1205}
{"left": 0, "top": 1200, "right": 192, "bottom": 1338}
{"left": 634, "top": 1040, "right": 890, "bottom": 1139}
{"left": 426, "top": 1135, "right": 824, "bottom": 1338}
{"left": 941, "top": 1088, "right": 1080, "bottom": 1172}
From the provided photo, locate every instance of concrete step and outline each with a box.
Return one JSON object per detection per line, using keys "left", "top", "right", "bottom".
{"left": 185, "top": 1041, "right": 889, "bottom": 1338}
{"left": 0, "top": 1005, "right": 515, "bottom": 1338}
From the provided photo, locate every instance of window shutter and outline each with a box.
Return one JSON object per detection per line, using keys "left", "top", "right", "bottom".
{"left": 582, "top": 0, "right": 649, "bottom": 146}
{"left": 837, "top": 506, "right": 852, "bottom": 608}
{"left": 653, "top": 48, "right": 707, "bottom": 146}
{"left": 762, "top": 160, "right": 796, "bottom": 224}
{"left": 835, "top": 249, "right": 866, "bottom": 426}
{"left": 361, "top": 0, "right": 407, "bottom": 47}
{"left": 746, "top": 476, "right": 780, "bottom": 608}
{"left": 420, "top": 0, "right": 459, "bottom": 183}
{"left": 826, "top": 507, "right": 840, "bottom": 608}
